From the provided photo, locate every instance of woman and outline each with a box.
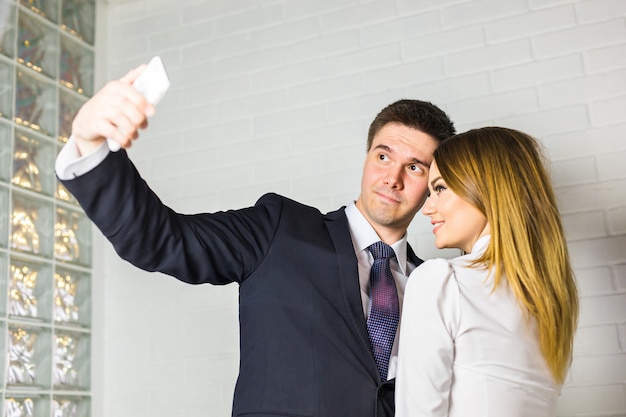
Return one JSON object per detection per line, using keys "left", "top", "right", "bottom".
{"left": 396, "top": 127, "right": 579, "bottom": 417}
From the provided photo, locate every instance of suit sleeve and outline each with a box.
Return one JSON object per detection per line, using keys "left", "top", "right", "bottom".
{"left": 59, "top": 150, "right": 281, "bottom": 285}
{"left": 395, "top": 259, "right": 460, "bottom": 417}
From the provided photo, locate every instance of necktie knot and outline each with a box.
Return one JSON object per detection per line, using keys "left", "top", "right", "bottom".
{"left": 368, "top": 241, "right": 394, "bottom": 261}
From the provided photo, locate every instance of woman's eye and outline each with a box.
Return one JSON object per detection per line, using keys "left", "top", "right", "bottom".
{"left": 434, "top": 184, "right": 447, "bottom": 194}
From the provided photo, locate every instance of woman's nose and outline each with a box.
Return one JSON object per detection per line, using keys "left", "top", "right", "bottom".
{"left": 422, "top": 196, "right": 435, "bottom": 215}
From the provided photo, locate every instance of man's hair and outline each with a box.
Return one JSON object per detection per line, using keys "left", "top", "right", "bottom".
{"left": 367, "top": 99, "right": 456, "bottom": 150}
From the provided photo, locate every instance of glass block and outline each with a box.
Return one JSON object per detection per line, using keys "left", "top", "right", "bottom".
{"left": 0, "top": 122, "right": 11, "bottom": 182}
{"left": 8, "top": 257, "right": 53, "bottom": 322}
{"left": 20, "top": 0, "right": 59, "bottom": 23}
{"left": 60, "top": 36, "right": 94, "bottom": 96}
{"left": 12, "top": 128, "right": 56, "bottom": 196}
{"left": 56, "top": 181, "right": 77, "bottom": 205}
{"left": 17, "top": 10, "right": 59, "bottom": 78}
{"left": 0, "top": 60, "right": 14, "bottom": 120}
{"left": 58, "top": 90, "right": 86, "bottom": 143}
{"left": 5, "top": 395, "right": 50, "bottom": 417}
{"left": 54, "top": 208, "right": 91, "bottom": 266}
{"left": 53, "top": 395, "right": 90, "bottom": 417}
{"left": 0, "top": 1, "right": 17, "bottom": 57}
{"left": 0, "top": 321, "right": 5, "bottom": 385}
{"left": 61, "top": 0, "right": 95, "bottom": 45}
{"left": 54, "top": 268, "right": 90, "bottom": 327}
{"left": 7, "top": 325, "right": 52, "bottom": 389}
{"left": 0, "top": 253, "right": 6, "bottom": 312}
{"left": 0, "top": 186, "right": 7, "bottom": 247}
{"left": 53, "top": 331, "right": 90, "bottom": 390}
{"left": 15, "top": 69, "right": 56, "bottom": 137}
{"left": 10, "top": 192, "right": 53, "bottom": 258}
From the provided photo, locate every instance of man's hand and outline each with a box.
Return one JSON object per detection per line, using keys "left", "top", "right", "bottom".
{"left": 71, "top": 65, "right": 156, "bottom": 156}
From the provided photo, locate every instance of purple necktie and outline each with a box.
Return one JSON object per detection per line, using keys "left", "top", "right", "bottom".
{"left": 367, "top": 241, "right": 400, "bottom": 381}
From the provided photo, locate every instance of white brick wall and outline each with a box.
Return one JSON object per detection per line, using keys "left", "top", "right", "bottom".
{"left": 91, "top": 1, "right": 626, "bottom": 416}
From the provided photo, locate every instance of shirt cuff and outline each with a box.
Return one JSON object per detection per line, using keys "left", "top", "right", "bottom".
{"left": 55, "top": 136, "right": 110, "bottom": 180}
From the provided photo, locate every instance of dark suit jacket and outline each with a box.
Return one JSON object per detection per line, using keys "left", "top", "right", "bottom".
{"left": 61, "top": 150, "right": 423, "bottom": 417}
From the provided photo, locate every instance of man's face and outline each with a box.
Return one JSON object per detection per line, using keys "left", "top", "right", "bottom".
{"left": 356, "top": 122, "right": 438, "bottom": 242}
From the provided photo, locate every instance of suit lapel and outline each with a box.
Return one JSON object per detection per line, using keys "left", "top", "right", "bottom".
{"left": 325, "top": 208, "right": 379, "bottom": 377}
{"left": 325, "top": 208, "right": 426, "bottom": 382}
{"left": 406, "top": 244, "right": 424, "bottom": 268}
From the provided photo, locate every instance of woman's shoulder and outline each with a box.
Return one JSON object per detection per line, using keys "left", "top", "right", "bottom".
{"left": 416, "top": 257, "right": 453, "bottom": 275}
{"left": 405, "top": 258, "right": 462, "bottom": 330}
{"left": 406, "top": 258, "right": 457, "bottom": 295}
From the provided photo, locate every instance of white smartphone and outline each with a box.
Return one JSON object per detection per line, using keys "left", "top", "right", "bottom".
{"left": 107, "top": 56, "right": 171, "bottom": 152}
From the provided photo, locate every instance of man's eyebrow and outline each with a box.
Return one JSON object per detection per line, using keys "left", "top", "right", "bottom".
{"left": 412, "top": 158, "right": 430, "bottom": 167}
{"left": 373, "top": 143, "right": 430, "bottom": 167}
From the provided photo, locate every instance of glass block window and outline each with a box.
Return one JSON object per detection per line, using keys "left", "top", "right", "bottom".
{"left": 0, "top": 1, "right": 94, "bottom": 415}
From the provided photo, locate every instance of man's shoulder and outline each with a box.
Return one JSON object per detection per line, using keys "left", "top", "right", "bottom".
{"left": 256, "top": 192, "right": 347, "bottom": 218}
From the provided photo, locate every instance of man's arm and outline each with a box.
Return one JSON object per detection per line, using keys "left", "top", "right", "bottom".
{"left": 59, "top": 150, "right": 280, "bottom": 285}
{"left": 56, "top": 66, "right": 279, "bottom": 286}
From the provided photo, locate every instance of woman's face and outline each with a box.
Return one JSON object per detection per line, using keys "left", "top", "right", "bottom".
{"left": 422, "top": 160, "right": 490, "bottom": 253}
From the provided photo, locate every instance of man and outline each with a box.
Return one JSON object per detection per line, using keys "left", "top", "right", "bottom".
{"left": 56, "top": 65, "right": 455, "bottom": 417}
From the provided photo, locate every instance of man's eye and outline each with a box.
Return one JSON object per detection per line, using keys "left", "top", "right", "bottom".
{"left": 378, "top": 154, "right": 389, "bottom": 161}
{"left": 409, "top": 164, "right": 424, "bottom": 174}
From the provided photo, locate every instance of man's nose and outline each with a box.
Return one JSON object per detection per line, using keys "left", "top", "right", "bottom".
{"left": 384, "top": 166, "right": 403, "bottom": 189}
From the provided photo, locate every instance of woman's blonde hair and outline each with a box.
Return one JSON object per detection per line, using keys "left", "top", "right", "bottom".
{"left": 434, "top": 127, "right": 579, "bottom": 384}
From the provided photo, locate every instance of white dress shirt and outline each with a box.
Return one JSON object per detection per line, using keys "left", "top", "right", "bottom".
{"left": 396, "top": 235, "right": 561, "bottom": 417}
{"left": 344, "top": 203, "right": 417, "bottom": 380}
{"left": 55, "top": 136, "right": 109, "bottom": 180}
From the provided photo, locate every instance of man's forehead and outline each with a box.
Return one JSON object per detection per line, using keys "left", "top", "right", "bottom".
{"left": 373, "top": 123, "right": 436, "bottom": 144}
{"left": 372, "top": 130, "right": 437, "bottom": 162}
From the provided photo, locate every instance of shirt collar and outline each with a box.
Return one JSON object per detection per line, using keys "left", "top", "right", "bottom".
{"left": 460, "top": 234, "right": 491, "bottom": 261}
{"left": 344, "top": 202, "right": 409, "bottom": 275}
{"left": 472, "top": 234, "right": 490, "bottom": 252}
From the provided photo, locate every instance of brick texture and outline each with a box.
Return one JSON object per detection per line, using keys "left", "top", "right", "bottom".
{"left": 92, "top": 1, "right": 626, "bottom": 416}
